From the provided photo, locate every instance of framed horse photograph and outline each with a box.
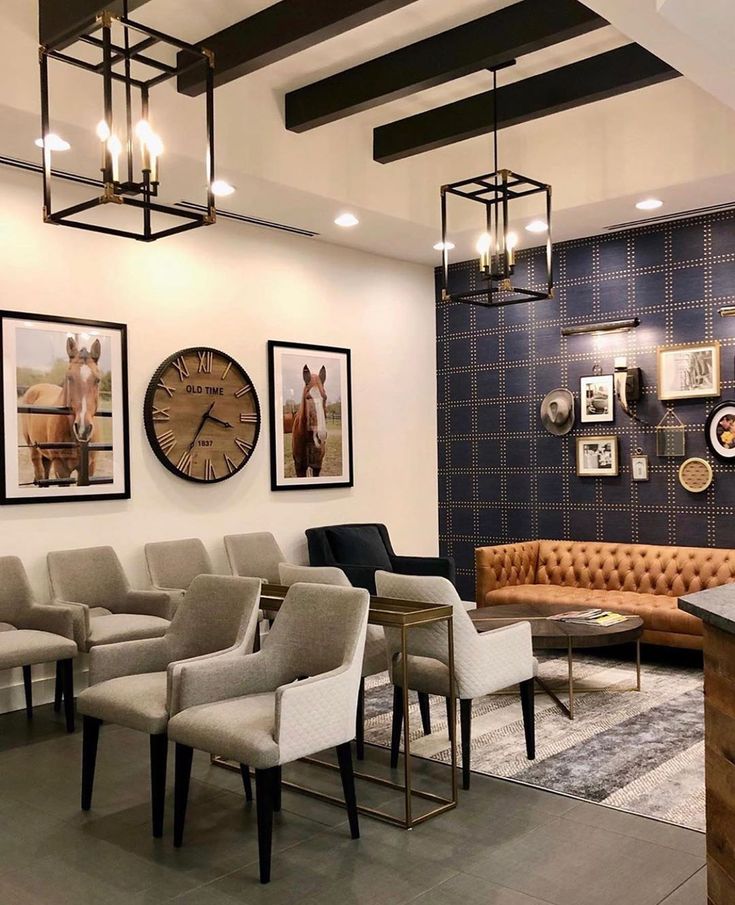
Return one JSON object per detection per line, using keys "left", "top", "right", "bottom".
{"left": 0, "top": 310, "right": 130, "bottom": 504}
{"left": 268, "top": 340, "right": 353, "bottom": 491}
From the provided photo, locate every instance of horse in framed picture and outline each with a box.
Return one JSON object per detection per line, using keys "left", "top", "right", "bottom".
{"left": 291, "top": 364, "right": 328, "bottom": 478}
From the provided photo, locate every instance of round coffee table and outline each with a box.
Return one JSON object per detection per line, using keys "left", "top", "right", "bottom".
{"left": 470, "top": 603, "right": 644, "bottom": 719}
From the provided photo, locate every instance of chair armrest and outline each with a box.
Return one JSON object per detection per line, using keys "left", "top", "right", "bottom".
{"left": 88, "top": 636, "right": 172, "bottom": 686}
{"left": 169, "top": 650, "right": 277, "bottom": 716}
{"left": 50, "top": 599, "right": 89, "bottom": 648}
{"left": 392, "top": 554, "right": 456, "bottom": 583}
{"left": 470, "top": 621, "right": 534, "bottom": 695}
{"left": 332, "top": 563, "right": 380, "bottom": 593}
{"left": 475, "top": 542, "right": 539, "bottom": 607}
{"left": 123, "top": 589, "right": 171, "bottom": 619}
{"left": 17, "top": 604, "right": 75, "bottom": 640}
{"left": 167, "top": 642, "right": 247, "bottom": 713}
{"left": 461, "top": 600, "right": 477, "bottom": 611}
{"left": 275, "top": 664, "right": 356, "bottom": 763}
{"left": 150, "top": 586, "right": 186, "bottom": 618}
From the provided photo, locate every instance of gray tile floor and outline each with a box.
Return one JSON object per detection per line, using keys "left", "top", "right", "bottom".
{"left": 0, "top": 705, "right": 706, "bottom": 904}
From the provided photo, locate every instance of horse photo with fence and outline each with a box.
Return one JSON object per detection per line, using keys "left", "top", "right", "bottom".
{"left": 1, "top": 311, "right": 130, "bottom": 504}
{"left": 268, "top": 340, "right": 353, "bottom": 491}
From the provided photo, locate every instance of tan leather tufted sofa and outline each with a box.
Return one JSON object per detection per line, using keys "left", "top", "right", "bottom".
{"left": 475, "top": 540, "right": 735, "bottom": 650}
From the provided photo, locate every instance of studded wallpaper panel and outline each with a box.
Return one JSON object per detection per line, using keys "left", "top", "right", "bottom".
{"left": 436, "top": 211, "right": 735, "bottom": 600}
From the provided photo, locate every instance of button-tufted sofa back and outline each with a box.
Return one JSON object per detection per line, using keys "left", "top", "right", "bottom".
{"left": 536, "top": 540, "right": 735, "bottom": 597}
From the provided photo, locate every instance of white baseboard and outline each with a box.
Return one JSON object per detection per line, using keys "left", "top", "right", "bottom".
{"left": 0, "top": 660, "right": 88, "bottom": 715}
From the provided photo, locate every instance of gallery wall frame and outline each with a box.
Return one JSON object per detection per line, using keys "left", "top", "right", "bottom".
{"left": 0, "top": 310, "right": 130, "bottom": 504}
{"left": 580, "top": 374, "right": 614, "bottom": 424}
{"left": 657, "top": 341, "right": 721, "bottom": 401}
{"left": 705, "top": 400, "right": 735, "bottom": 462}
{"left": 268, "top": 340, "right": 353, "bottom": 491}
{"left": 575, "top": 435, "right": 619, "bottom": 478}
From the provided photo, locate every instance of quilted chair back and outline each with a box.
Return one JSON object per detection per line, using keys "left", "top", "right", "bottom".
{"left": 145, "top": 538, "right": 213, "bottom": 592}
{"left": 263, "top": 583, "right": 368, "bottom": 681}
{"left": 375, "top": 571, "right": 483, "bottom": 699}
{"left": 224, "top": 532, "right": 285, "bottom": 584}
{"left": 166, "top": 575, "right": 261, "bottom": 660}
{"left": 536, "top": 540, "right": 735, "bottom": 597}
{"left": 0, "top": 556, "right": 34, "bottom": 625}
{"left": 278, "top": 563, "right": 351, "bottom": 587}
{"left": 48, "top": 545, "right": 129, "bottom": 611}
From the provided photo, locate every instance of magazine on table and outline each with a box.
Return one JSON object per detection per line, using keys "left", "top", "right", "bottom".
{"left": 548, "top": 609, "right": 628, "bottom": 626}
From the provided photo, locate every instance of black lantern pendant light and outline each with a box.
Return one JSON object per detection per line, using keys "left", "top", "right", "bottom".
{"left": 39, "top": 2, "right": 216, "bottom": 241}
{"left": 439, "top": 64, "right": 553, "bottom": 307}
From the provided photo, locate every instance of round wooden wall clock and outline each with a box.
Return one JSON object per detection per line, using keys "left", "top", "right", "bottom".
{"left": 144, "top": 347, "right": 260, "bottom": 483}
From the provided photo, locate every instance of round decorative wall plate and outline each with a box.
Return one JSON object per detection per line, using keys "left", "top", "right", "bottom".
{"left": 705, "top": 400, "right": 735, "bottom": 461}
{"left": 678, "top": 457, "right": 713, "bottom": 494}
{"left": 144, "top": 347, "right": 260, "bottom": 483}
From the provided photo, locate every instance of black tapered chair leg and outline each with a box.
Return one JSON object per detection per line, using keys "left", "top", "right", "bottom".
{"left": 390, "top": 685, "right": 404, "bottom": 769}
{"left": 150, "top": 734, "right": 168, "bottom": 838}
{"left": 255, "top": 768, "right": 275, "bottom": 884}
{"left": 54, "top": 660, "right": 63, "bottom": 713}
{"left": 240, "top": 764, "right": 253, "bottom": 802}
{"left": 519, "top": 678, "right": 536, "bottom": 760}
{"left": 22, "top": 664, "right": 32, "bottom": 719}
{"left": 418, "top": 692, "right": 431, "bottom": 736}
{"left": 60, "top": 659, "right": 75, "bottom": 732}
{"left": 173, "top": 743, "right": 193, "bottom": 848}
{"left": 355, "top": 677, "right": 365, "bottom": 761}
{"left": 272, "top": 766, "right": 282, "bottom": 813}
{"left": 337, "top": 741, "right": 360, "bottom": 840}
{"left": 81, "top": 716, "right": 101, "bottom": 810}
{"left": 459, "top": 699, "right": 472, "bottom": 791}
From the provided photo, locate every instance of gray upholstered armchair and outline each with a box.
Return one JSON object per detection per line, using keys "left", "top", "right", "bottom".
{"left": 47, "top": 545, "right": 171, "bottom": 652}
{"left": 224, "top": 532, "right": 285, "bottom": 583}
{"left": 76, "top": 575, "right": 262, "bottom": 837}
{"left": 0, "top": 556, "right": 77, "bottom": 732}
{"left": 144, "top": 537, "right": 214, "bottom": 616}
{"left": 167, "top": 582, "right": 369, "bottom": 884}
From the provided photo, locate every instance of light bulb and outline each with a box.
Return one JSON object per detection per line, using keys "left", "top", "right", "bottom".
{"left": 107, "top": 134, "right": 122, "bottom": 182}
{"left": 96, "top": 120, "right": 110, "bottom": 142}
{"left": 335, "top": 212, "right": 359, "bottom": 227}
{"left": 506, "top": 231, "right": 519, "bottom": 250}
{"left": 135, "top": 119, "right": 152, "bottom": 141}
{"left": 146, "top": 133, "right": 164, "bottom": 157}
{"left": 35, "top": 134, "right": 70, "bottom": 151}
{"left": 475, "top": 232, "right": 492, "bottom": 255}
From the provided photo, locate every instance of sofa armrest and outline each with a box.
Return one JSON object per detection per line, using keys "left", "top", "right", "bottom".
{"left": 123, "top": 589, "right": 171, "bottom": 619}
{"left": 392, "top": 554, "right": 456, "bottom": 584}
{"left": 475, "top": 542, "right": 540, "bottom": 607}
{"left": 17, "top": 603, "right": 75, "bottom": 640}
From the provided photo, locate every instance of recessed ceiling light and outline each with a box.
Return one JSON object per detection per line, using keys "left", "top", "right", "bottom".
{"left": 35, "top": 133, "right": 70, "bottom": 151}
{"left": 433, "top": 241, "right": 455, "bottom": 251}
{"left": 334, "top": 212, "right": 359, "bottom": 228}
{"left": 211, "top": 179, "right": 236, "bottom": 197}
{"left": 635, "top": 198, "right": 663, "bottom": 211}
{"left": 525, "top": 220, "right": 548, "bottom": 233}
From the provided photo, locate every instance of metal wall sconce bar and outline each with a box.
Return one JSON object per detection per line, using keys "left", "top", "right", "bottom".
{"left": 561, "top": 317, "right": 640, "bottom": 336}
{"left": 213, "top": 583, "right": 458, "bottom": 830}
{"left": 719, "top": 307, "right": 735, "bottom": 317}
{"left": 39, "top": 6, "right": 215, "bottom": 241}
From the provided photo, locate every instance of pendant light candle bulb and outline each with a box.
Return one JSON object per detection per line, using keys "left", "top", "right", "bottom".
{"left": 107, "top": 134, "right": 122, "bottom": 183}
{"left": 506, "top": 230, "right": 518, "bottom": 267}
{"left": 146, "top": 133, "right": 163, "bottom": 183}
{"left": 476, "top": 232, "right": 492, "bottom": 272}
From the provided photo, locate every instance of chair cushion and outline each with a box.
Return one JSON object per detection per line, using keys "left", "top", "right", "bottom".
{"left": 168, "top": 692, "right": 280, "bottom": 769}
{"left": 0, "top": 623, "right": 17, "bottom": 633}
{"left": 89, "top": 607, "right": 113, "bottom": 618}
{"left": 361, "top": 625, "right": 387, "bottom": 677}
{"left": 391, "top": 651, "right": 539, "bottom": 697}
{"left": 77, "top": 672, "right": 168, "bottom": 735}
{"left": 0, "top": 630, "right": 76, "bottom": 670}
{"left": 87, "top": 614, "right": 169, "bottom": 648}
{"left": 326, "top": 526, "right": 393, "bottom": 569}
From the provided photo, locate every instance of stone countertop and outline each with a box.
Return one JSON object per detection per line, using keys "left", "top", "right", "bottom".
{"left": 679, "top": 584, "right": 735, "bottom": 636}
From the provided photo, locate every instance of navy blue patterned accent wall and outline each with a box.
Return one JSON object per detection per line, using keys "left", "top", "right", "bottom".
{"left": 436, "top": 212, "right": 735, "bottom": 600}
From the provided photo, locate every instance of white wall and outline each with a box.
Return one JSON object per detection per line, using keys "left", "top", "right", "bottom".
{"left": 0, "top": 170, "right": 438, "bottom": 708}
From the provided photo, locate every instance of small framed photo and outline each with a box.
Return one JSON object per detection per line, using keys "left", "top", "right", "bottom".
{"left": 576, "top": 435, "right": 619, "bottom": 477}
{"left": 657, "top": 341, "right": 720, "bottom": 401}
{"left": 0, "top": 310, "right": 130, "bottom": 505}
{"left": 705, "top": 400, "right": 735, "bottom": 461}
{"left": 631, "top": 454, "right": 649, "bottom": 482}
{"left": 268, "top": 340, "right": 353, "bottom": 491}
{"left": 580, "top": 374, "right": 614, "bottom": 423}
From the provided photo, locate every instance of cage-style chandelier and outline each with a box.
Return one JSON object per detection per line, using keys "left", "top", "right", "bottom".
{"left": 439, "top": 65, "right": 553, "bottom": 307}
{"left": 39, "top": 3, "right": 215, "bottom": 241}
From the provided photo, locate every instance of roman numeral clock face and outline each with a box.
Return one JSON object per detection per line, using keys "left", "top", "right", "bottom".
{"left": 144, "top": 348, "right": 261, "bottom": 483}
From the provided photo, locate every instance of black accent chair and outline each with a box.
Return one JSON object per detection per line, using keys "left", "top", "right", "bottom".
{"left": 305, "top": 523, "right": 455, "bottom": 595}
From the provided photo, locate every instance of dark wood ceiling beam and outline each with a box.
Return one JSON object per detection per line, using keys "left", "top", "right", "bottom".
{"left": 39, "top": 0, "right": 151, "bottom": 51}
{"left": 285, "top": 0, "right": 607, "bottom": 132}
{"left": 373, "top": 44, "right": 680, "bottom": 164}
{"left": 176, "top": 0, "right": 419, "bottom": 97}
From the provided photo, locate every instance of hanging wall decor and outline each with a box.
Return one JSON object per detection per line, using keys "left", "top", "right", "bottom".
{"left": 576, "top": 435, "right": 619, "bottom": 477}
{"left": 268, "top": 341, "right": 353, "bottom": 491}
{"left": 678, "top": 458, "right": 713, "bottom": 493}
{"left": 657, "top": 341, "right": 721, "bottom": 401}
{"left": 0, "top": 311, "right": 130, "bottom": 504}
{"left": 580, "top": 374, "right": 614, "bottom": 424}
{"left": 655, "top": 410, "right": 686, "bottom": 457}
{"left": 39, "top": 2, "right": 216, "bottom": 241}
{"left": 705, "top": 400, "right": 735, "bottom": 461}
{"left": 631, "top": 451, "right": 650, "bottom": 482}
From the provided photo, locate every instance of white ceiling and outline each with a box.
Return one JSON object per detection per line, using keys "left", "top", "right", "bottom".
{"left": 2, "top": 0, "right": 735, "bottom": 264}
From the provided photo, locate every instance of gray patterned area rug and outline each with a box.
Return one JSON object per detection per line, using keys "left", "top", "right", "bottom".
{"left": 363, "top": 653, "right": 705, "bottom": 831}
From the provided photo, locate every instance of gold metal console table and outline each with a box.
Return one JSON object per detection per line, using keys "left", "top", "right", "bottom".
{"left": 213, "top": 583, "right": 457, "bottom": 829}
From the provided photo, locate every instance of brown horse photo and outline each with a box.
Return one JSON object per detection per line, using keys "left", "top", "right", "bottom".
{"left": 291, "top": 364, "right": 328, "bottom": 477}
{"left": 20, "top": 335, "right": 103, "bottom": 485}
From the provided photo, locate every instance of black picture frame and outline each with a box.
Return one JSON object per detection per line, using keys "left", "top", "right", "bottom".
{"left": 0, "top": 310, "right": 130, "bottom": 505}
{"left": 705, "top": 400, "right": 735, "bottom": 461}
{"left": 579, "top": 374, "right": 614, "bottom": 424}
{"left": 268, "top": 340, "right": 354, "bottom": 491}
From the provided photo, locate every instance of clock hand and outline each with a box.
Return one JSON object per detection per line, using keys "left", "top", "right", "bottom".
{"left": 188, "top": 402, "right": 215, "bottom": 450}
{"left": 206, "top": 413, "right": 233, "bottom": 429}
